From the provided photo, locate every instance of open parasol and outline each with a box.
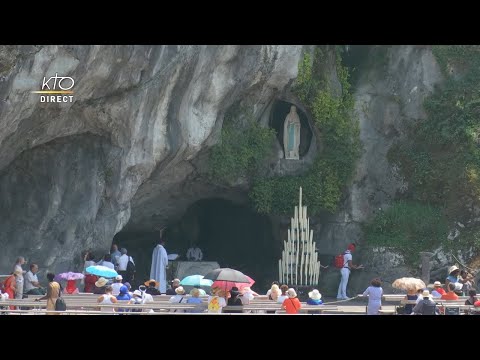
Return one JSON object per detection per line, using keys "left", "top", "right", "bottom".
{"left": 212, "top": 275, "right": 255, "bottom": 291}
{"left": 392, "top": 277, "right": 426, "bottom": 291}
{"left": 180, "top": 275, "right": 213, "bottom": 287}
{"left": 85, "top": 265, "right": 117, "bottom": 278}
{"left": 54, "top": 272, "right": 85, "bottom": 281}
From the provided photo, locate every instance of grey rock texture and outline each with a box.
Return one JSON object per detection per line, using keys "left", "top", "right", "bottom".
{"left": 315, "top": 46, "right": 444, "bottom": 255}
{"left": 0, "top": 45, "right": 303, "bottom": 274}
{"left": 313, "top": 46, "right": 444, "bottom": 295}
{"left": 0, "top": 45, "right": 455, "bottom": 294}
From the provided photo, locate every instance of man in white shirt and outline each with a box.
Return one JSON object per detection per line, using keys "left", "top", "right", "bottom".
{"left": 24, "top": 263, "right": 45, "bottom": 295}
{"left": 117, "top": 248, "right": 135, "bottom": 283}
{"left": 186, "top": 244, "right": 203, "bottom": 261}
{"left": 337, "top": 243, "right": 363, "bottom": 300}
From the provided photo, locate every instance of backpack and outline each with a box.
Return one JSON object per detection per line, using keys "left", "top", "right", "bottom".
{"left": 55, "top": 287, "right": 67, "bottom": 311}
{"left": 334, "top": 253, "right": 347, "bottom": 269}
{"left": 126, "top": 257, "right": 136, "bottom": 277}
{"left": 420, "top": 300, "right": 436, "bottom": 315}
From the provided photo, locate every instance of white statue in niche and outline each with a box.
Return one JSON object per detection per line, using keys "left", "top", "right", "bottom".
{"left": 283, "top": 105, "right": 301, "bottom": 160}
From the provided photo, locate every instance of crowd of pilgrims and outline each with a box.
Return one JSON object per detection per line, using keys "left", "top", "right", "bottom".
{"left": 0, "top": 252, "right": 323, "bottom": 313}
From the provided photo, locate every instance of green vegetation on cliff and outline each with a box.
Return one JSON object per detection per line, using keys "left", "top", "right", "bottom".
{"left": 250, "top": 47, "right": 361, "bottom": 215}
{"left": 365, "top": 45, "right": 480, "bottom": 255}
{"left": 208, "top": 107, "right": 276, "bottom": 184}
{"left": 365, "top": 201, "right": 448, "bottom": 261}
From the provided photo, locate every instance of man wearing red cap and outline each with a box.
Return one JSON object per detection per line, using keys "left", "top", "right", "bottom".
{"left": 337, "top": 243, "right": 363, "bottom": 300}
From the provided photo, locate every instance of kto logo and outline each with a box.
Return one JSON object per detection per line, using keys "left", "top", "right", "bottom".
{"left": 32, "top": 73, "right": 75, "bottom": 103}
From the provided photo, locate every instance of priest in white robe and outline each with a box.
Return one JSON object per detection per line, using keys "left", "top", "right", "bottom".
{"left": 150, "top": 237, "right": 169, "bottom": 293}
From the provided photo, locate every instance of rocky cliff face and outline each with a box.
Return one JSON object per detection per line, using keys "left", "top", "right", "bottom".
{"left": 316, "top": 46, "right": 446, "bottom": 294}
{"left": 0, "top": 45, "right": 303, "bottom": 273}
{"left": 0, "top": 45, "right": 453, "bottom": 291}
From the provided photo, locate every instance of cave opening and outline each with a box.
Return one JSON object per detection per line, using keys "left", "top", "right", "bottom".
{"left": 113, "top": 198, "right": 279, "bottom": 292}
{"left": 269, "top": 100, "right": 312, "bottom": 158}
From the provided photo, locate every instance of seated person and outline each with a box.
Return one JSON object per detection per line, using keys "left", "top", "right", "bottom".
{"left": 465, "top": 289, "right": 478, "bottom": 305}
{"left": 93, "top": 277, "right": 108, "bottom": 294}
{"left": 191, "top": 286, "right": 206, "bottom": 296}
{"left": 208, "top": 288, "right": 227, "bottom": 313}
{"left": 130, "top": 289, "right": 154, "bottom": 313}
{"left": 144, "top": 279, "right": 161, "bottom": 295}
{"left": 116, "top": 285, "right": 132, "bottom": 313}
{"left": 307, "top": 289, "right": 323, "bottom": 305}
{"left": 224, "top": 287, "right": 243, "bottom": 313}
{"left": 187, "top": 288, "right": 205, "bottom": 313}
{"left": 64, "top": 279, "right": 79, "bottom": 294}
{"left": 460, "top": 270, "right": 474, "bottom": 296}
{"left": 431, "top": 281, "right": 446, "bottom": 298}
{"left": 186, "top": 244, "right": 203, "bottom": 261}
{"left": 441, "top": 283, "right": 459, "bottom": 300}
{"left": 240, "top": 286, "right": 257, "bottom": 305}
{"left": 24, "top": 263, "right": 46, "bottom": 295}
{"left": 166, "top": 278, "right": 180, "bottom": 295}
{"left": 412, "top": 290, "right": 437, "bottom": 315}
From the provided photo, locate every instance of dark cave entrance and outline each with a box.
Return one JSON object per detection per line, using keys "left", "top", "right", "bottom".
{"left": 113, "top": 198, "right": 279, "bottom": 292}
{"left": 269, "top": 100, "right": 312, "bottom": 158}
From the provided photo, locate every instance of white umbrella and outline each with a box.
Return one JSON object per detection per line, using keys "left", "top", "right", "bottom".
{"left": 392, "top": 277, "right": 426, "bottom": 291}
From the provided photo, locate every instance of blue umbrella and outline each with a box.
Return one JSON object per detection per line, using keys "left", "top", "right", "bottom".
{"left": 85, "top": 265, "right": 118, "bottom": 278}
{"left": 180, "top": 275, "right": 213, "bottom": 287}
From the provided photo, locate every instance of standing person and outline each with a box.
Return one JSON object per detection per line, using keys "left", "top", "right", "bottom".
{"left": 445, "top": 265, "right": 464, "bottom": 295}
{"left": 362, "top": 278, "right": 383, "bottom": 315}
{"left": 83, "top": 251, "right": 97, "bottom": 293}
{"left": 98, "top": 254, "right": 115, "bottom": 269}
{"left": 13, "top": 257, "right": 26, "bottom": 300}
{"left": 117, "top": 249, "right": 135, "bottom": 284}
{"left": 110, "top": 244, "right": 122, "bottom": 269}
{"left": 150, "top": 230, "right": 168, "bottom": 293}
{"left": 34, "top": 273, "right": 60, "bottom": 315}
{"left": 337, "top": 243, "right": 363, "bottom": 300}
{"left": 3, "top": 270, "right": 22, "bottom": 310}
{"left": 186, "top": 243, "right": 203, "bottom": 261}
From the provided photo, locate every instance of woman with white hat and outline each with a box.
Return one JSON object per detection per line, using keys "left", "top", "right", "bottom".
{"left": 282, "top": 288, "right": 302, "bottom": 314}
{"left": 307, "top": 289, "right": 323, "bottom": 305}
{"left": 169, "top": 286, "right": 188, "bottom": 313}
{"left": 445, "top": 265, "right": 461, "bottom": 293}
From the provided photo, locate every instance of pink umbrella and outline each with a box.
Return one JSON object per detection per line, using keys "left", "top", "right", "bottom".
{"left": 55, "top": 272, "right": 85, "bottom": 281}
{"left": 212, "top": 275, "right": 255, "bottom": 292}
{"left": 55, "top": 272, "right": 84, "bottom": 294}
